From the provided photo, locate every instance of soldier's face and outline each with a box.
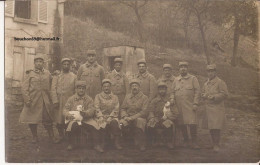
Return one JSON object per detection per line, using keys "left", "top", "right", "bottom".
{"left": 62, "top": 61, "right": 71, "bottom": 72}
{"left": 76, "top": 86, "right": 86, "bottom": 96}
{"left": 34, "top": 59, "right": 44, "bottom": 70}
{"left": 114, "top": 62, "right": 122, "bottom": 72}
{"left": 87, "top": 54, "right": 96, "bottom": 64}
{"left": 207, "top": 70, "right": 216, "bottom": 80}
{"left": 179, "top": 65, "right": 188, "bottom": 76}
{"left": 158, "top": 87, "right": 167, "bottom": 96}
{"left": 131, "top": 83, "right": 140, "bottom": 95}
{"left": 102, "top": 83, "right": 111, "bottom": 94}
{"left": 163, "top": 68, "right": 172, "bottom": 77}
{"left": 138, "top": 63, "right": 147, "bottom": 74}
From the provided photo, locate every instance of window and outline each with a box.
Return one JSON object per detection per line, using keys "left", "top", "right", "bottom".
{"left": 5, "top": 0, "right": 48, "bottom": 24}
{"left": 15, "top": 0, "right": 31, "bottom": 19}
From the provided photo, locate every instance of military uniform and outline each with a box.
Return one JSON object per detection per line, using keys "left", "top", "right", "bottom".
{"left": 106, "top": 70, "right": 129, "bottom": 105}
{"left": 63, "top": 83, "right": 103, "bottom": 151}
{"left": 120, "top": 79, "right": 149, "bottom": 150}
{"left": 19, "top": 54, "right": 55, "bottom": 143}
{"left": 94, "top": 79, "right": 122, "bottom": 149}
{"left": 77, "top": 61, "right": 105, "bottom": 99}
{"left": 135, "top": 59, "right": 157, "bottom": 102}
{"left": 171, "top": 62, "right": 200, "bottom": 147}
{"left": 201, "top": 64, "right": 228, "bottom": 151}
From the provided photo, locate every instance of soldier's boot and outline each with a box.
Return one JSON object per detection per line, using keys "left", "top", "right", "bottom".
{"left": 45, "top": 125, "right": 56, "bottom": 143}
{"left": 135, "top": 128, "right": 146, "bottom": 151}
{"left": 180, "top": 125, "right": 189, "bottom": 148}
{"left": 93, "top": 129, "right": 104, "bottom": 153}
{"left": 55, "top": 124, "right": 65, "bottom": 144}
{"left": 29, "top": 124, "right": 38, "bottom": 143}
{"left": 190, "top": 124, "right": 199, "bottom": 149}
{"left": 114, "top": 136, "right": 123, "bottom": 150}
{"left": 67, "top": 132, "right": 74, "bottom": 151}
{"left": 165, "top": 127, "right": 174, "bottom": 149}
{"left": 212, "top": 129, "right": 221, "bottom": 152}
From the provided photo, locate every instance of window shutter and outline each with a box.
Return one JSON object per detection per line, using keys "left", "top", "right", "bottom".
{"left": 38, "top": 0, "right": 48, "bottom": 23}
{"left": 5, "top": 0, "right": 15, "bottom": 17}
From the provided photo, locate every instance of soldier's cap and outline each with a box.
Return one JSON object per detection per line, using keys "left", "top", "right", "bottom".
{"left": 163, "top": 64, "right": 172, "bottom": 69}
{"left": 102, "top": 79, "right": 112, "bottom": 85}
{"left": 114, "top": 57, "right": 123, "bottom": 63}
{"left": 206, "top": 64, "right": 217, "bottom": 71}
{"left": 137, "top": 59, "right": 146, "bottom": 65}
{"left": 179, "top": 61, "right": 189, "bottom": 67}
{"left": 129, "top": 79, "right": 140, "bottom": 86}
{"left": 87, "top": 50, "right": 96, "bottom": 55}
{"left": 34, "top": 53, "right": 45, "bottom": 61}
{"left": 76, "top": 81, "right": 87, "bottom": 87}
{"left": 61, "top": 58, "right": 71, "bottom": 64}
{"left": 157, "top": 81, "right": 167, "bottom": 88}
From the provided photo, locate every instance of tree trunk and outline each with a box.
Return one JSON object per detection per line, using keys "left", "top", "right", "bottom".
{"left": 231, "top": 17, "right": 240, "bottom": 67}
{"left": 197, "top": 13, "right": 210, "bottom": 64}
{"left": 134, "top": 6, "right": 144, "bottom": 42}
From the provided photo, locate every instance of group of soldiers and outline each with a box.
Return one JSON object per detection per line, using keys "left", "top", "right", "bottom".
{"left": 19, "top": 49, "right": 228, "bottom": 153}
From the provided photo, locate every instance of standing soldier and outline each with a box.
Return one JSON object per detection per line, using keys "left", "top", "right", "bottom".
{"left": 106, "top": 58, "right": 129, "bottom": 105}
{"left": 201, "top": 64, "right": 228, "bottom": 152}
{"left": 51, "top": 58, "right": 77, "bottom": 143}
{"left": 19, "top": 53, "right": 55, "bottom": 143}
{"left": 157, "top": 64, "right": 175, "bottom": 95}
{"left": 170, "top": 61, "right": 200, "bottom": 149}
{"left": 120, "top": 79, "right": 149, "bottom": 151}
{"left": 77, "top": 50, "right": 105, "bottom": 99}
{"left": 135, "top": 59, "right": 157, "bottom": 102}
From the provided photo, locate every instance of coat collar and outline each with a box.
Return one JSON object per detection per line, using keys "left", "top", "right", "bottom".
{"left": 74, "top": 94, "right": 88, "bottom": 101}
{"left": 137, "top": 71, "right": 149, "bottom": 78}
{"left": 112, "top": 69, "right": 122, "bottom": 77}
{"left": 34, "top": 68, "right": 45, "bottom": 73}
{"left": 161, "top": 75, "right": 175, "bottom": 82}
{"left": 176, "top": 73, "right": 191, "bottom": 81}
{"left": 85, "top": 61, "right": 98, "bottom": 68}
{"left": 206, "top": 76, "right": 219, "bottom": 85}
{"left": 130, "top": 91, "right": 143, "bottom": 99}
{"left": 100, "top": 91, "right": 113, "bottom": 99}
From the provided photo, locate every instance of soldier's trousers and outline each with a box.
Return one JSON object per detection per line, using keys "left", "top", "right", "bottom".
{"left": 121, "top": 120, "right": 146, "bottom": 148}
{"left": 99, "top": 120, "right": 121, "bottom": 147}
{"left": 147, "top": 122, "right": 174, "bottom": 144}
{"left": 180, "top": 124, "right": 197, "bottom": 142}
{"left": 210, "top": 129, "right": 220, "bottom": 145}
{"left": 66, "top": 122, "right": 100, "bottom": 146}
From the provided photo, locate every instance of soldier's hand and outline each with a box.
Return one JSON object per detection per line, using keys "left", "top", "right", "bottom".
{"left": 107, "top": 117, "right": 112, "bottom": 123}
{"left": 170, "top": 98, "right": 175, "bottom": 106}
{"left": 53, "top": 103, "right": 59, "bottom": 109}
{"left": 67, "top": 114, "right": 75, "bottom": 121}
{"left": 25, "top": 101, "right": 31, "bottom": 107}
{"left": 208, "top": 95, "right": 215, "bottom": 100}
{"left": 192, "top": 105, "right": 198, "bottom": 111}
{"left": 124, "top": 117, "right": 132, "bottom": 121}
{"left": 201, "top": 93, "right": 207, "bottom": 99}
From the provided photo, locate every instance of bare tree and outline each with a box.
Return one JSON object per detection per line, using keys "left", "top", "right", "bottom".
{"left": 118, "top": 0, "right": 149, "bottom": 42}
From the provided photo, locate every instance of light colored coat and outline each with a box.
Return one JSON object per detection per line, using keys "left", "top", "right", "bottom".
{"left": 106, "top": 70, "right": 129, "bottom": 105}
{"left": 201, "top": 76, "right": 228, "bottom": 129}
{"left": 135, "top": 71, "right": 157, "bottom": 102}
{"left": 171, "top": 74, "right": 200, "bottom": 125}
{"left": 51, "top": 71, "right": 76, "bottom": 124}
{"left": 77, "top": 61, "right": 105, "bottom": 99}
{"left": 19, "top": 69, "right": 53, "bottom": 124}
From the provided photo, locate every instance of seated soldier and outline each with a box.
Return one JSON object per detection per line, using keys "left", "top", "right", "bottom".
{"left": 94, "top": 79, "right": 123, "bottom": 150}
{"left": 119, "top": 79, "right": 149, "bottom": 151}
{"left": 147, "top": 82, "right": 179, "bottom": 149}
{"left": 63, "top": 81, "right": 104, "bottom": 153}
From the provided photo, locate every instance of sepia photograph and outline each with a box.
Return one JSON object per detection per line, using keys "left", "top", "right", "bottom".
{"left": 3, "top": 0, "right": 260, "bottom": 163}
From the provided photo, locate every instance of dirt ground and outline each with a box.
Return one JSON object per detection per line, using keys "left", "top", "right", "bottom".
{"left": 5, "top": 106, "right": 260, "bottom": 163}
